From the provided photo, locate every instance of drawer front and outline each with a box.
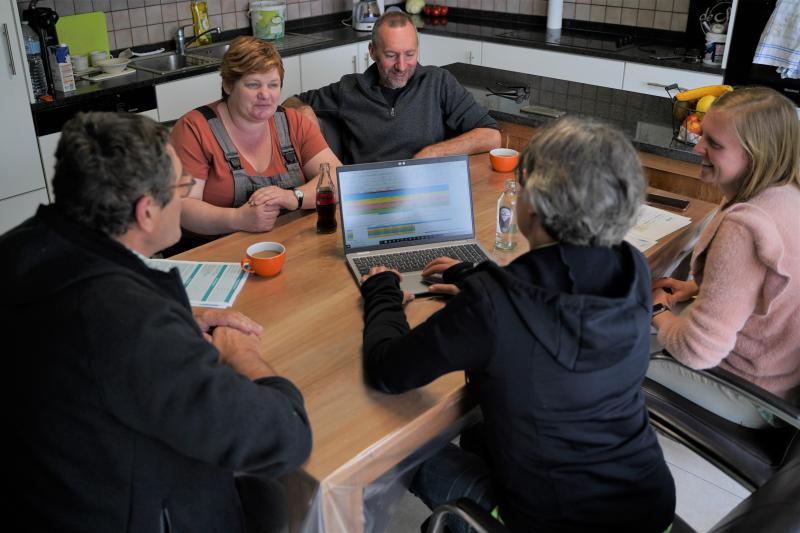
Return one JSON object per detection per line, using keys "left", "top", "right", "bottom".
{"left": 622, "top": 63, "right": 723, "bottom": 98}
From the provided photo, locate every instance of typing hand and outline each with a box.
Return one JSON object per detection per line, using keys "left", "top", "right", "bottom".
{"left": 422, "top": 257, "right": 461, "bottom": 297}
{"left": 362, "top": 266, "right": 415, "bottom": 304}
{"left": 652, "top": 277, "right": 699, "bottom": 305}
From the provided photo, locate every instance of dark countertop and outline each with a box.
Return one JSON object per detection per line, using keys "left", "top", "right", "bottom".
{"left": 30, "top": 9, "right": 703, "bottom": 163}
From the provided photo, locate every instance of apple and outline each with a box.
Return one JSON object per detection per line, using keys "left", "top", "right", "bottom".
{"left": 683, "top": 113, "right": 702, "bottom": 135}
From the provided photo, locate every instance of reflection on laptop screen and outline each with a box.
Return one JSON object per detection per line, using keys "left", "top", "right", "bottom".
{"left": 337, "top": 156, "right": 475, "bottom": 252}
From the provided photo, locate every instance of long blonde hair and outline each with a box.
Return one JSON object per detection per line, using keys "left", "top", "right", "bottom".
{"left": 710, "top": 87, "right": 800, "bottom": 209}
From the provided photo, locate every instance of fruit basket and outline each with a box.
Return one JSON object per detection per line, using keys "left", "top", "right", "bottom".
{"left": 669, "top": 84, "right": 733, "bottom": 145}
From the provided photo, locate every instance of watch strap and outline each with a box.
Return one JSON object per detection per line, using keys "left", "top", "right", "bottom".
{"left": 293, "top": 188, "right": 303, "bottom": 210}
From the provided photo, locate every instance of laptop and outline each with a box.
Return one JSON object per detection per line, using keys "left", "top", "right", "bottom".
{"left": 336, "top": 154, "right": 491, "bottom": 295}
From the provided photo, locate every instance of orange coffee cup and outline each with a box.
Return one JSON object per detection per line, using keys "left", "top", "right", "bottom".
{"left": 489, "top": 148, "right": 520, "bottom": 173}
{"left": 241, "top": 242, "right": 286, "bottom": 277}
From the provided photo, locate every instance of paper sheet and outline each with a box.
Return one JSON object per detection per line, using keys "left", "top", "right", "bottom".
{"left": 145, "top": 259, "right": 249, "bottom": 308}
{"left": 624, "top": 205, "right": 692, "bottom": 253}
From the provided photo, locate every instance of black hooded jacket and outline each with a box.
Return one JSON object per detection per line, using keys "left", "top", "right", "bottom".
{"left": 361, "top": 242, "right": 675, "bottom": 532}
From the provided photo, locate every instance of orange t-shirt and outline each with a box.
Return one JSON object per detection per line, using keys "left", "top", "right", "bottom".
{"left": 170, "top": 102, "right": 328, "bottom": 207}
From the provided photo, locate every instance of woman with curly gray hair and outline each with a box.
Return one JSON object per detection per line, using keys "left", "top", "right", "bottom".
{"left": 358, "top": 116, "right": 675, "bottom": 532}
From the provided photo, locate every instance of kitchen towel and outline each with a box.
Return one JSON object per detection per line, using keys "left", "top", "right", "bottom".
{"left": 753, "top": 0, "right": 799, "bottom": 79}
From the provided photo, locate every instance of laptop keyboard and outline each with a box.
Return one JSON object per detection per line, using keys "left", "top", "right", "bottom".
{"left": 353, "top": 244, "right": 489, "bottom": 275}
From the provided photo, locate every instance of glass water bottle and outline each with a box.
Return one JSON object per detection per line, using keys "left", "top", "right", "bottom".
{"left": 495, "top": 179, "right": 518, "bottom": 250}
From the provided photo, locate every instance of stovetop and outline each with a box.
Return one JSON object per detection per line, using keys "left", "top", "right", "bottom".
{"left": 496, "top": 28, "right": 637, "bottom": 53}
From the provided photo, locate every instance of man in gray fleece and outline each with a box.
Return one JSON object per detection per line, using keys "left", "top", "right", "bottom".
{"left": 283, "top": 10, "right": 500, "bottom": 164}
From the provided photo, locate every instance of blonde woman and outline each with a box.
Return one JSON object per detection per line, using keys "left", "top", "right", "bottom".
{"left": 650, "top": 87, "right": 800, "bottom": 426}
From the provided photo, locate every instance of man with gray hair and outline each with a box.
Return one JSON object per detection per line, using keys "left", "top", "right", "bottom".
{"left": 283, "top": 10, "right": 500, "bottom": 164}
{"left": 3, "top": 112, "right": 311, "bottom": 532}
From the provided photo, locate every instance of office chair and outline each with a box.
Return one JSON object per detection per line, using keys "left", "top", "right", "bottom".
{"left": 424, "top": 437, "right": 800, "bottom": 533}
{"left": 643, "top": 353, "right": 800, "bottom": 491}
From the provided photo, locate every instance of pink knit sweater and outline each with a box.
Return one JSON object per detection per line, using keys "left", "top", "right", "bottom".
{"left": 658, "top": 184, "right": 800, "bottom": 401}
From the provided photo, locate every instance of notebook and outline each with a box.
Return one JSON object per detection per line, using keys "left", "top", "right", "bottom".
{"left": 336, "top": 154, "right": 491, "bottom": 295}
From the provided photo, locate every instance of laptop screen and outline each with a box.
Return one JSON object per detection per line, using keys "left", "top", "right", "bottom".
{"left": 336, "top": 155, "right": 476, "bottom": 253}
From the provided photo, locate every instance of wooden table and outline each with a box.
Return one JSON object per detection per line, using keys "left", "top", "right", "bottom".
{"left": 176, "top": 152, "right": 717, "bottom": 532}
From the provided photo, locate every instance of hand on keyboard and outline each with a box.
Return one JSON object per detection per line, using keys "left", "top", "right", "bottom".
{"left": 361, "top": 266, "right": 415, "bottom": 304}
{"left": 422, "top": 257, "right": 461, "bottom": 297}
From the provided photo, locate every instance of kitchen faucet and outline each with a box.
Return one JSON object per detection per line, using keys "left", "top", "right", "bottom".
{"left": 175, "top": 25, "right": 221, "bottom": 55}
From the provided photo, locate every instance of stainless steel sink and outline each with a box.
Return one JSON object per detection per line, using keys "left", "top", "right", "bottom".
{"left": 187, "top": 43, "right": 231, "bottom": 61}
{"left": 130, "top": 53, "right": 219, "bottom": 75}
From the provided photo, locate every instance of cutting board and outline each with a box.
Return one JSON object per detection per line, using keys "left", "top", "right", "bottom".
{"left": 55, "top": 12, "right": 109, "bottom": 58}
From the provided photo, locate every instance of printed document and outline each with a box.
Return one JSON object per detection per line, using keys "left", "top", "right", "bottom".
{"left": 624, "top": 205, "right": 691, "bottom": 253}
{"left": 145, "top": 258, "right": 248, "bottom": 308}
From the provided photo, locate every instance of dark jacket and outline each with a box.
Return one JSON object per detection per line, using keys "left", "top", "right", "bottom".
{"left": 297, "top": 63, "right": 497, "bottom": 163}
{"left": 4, "top": 205, "right": 312, "bottom": 533}
{"left": 361, "top": 243, "right": 675, "bottom": 532}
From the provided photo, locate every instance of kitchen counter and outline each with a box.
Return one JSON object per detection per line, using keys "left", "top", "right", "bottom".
{"left": 30, "top": 8, "right": 704, "bottom": 162}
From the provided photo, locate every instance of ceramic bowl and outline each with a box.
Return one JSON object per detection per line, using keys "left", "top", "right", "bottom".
{"left": 489, "top": 148, "right": 520, "bottom": 173}
{"left": 95, "top": 58, "right": 130, "bottom": 75}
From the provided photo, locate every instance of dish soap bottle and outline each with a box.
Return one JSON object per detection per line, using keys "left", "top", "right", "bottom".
{"left": 191, "top": 0, "right": 211, "bottom": 46}
{"left": 495, "top": 179, "right": 518, "bottom": 250}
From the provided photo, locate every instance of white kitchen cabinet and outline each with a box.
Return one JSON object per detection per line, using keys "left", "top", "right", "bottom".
{"left": 156, "top": 70, "right": 222, "bottom": 122}
{"left": 419, "top": 34, "right": 482, "bottom": 67}
{"left": 357, "top": 40, "right": 373, "bottom": 72}
{"left": 622, "top": 63, "right": 724, "bottom": 98}
{"left": 300, "top": 43, "right": 360, "bottom": 91}
{"left": 281, "top": 54, "right": 301, "bottom": 100}
{"left": 482, "top": 42, "right": 625, "bottom": 89}
{"left": 38, "top": 109, "right": 159, "bottom": 199}
{"left": 1, "top": 0, "right": 48, "bottom": 232}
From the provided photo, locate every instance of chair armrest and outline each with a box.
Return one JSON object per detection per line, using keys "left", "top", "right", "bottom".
{"left": 426, "top": 498, "right": 508, "bottom": 533}
{"left": 651, "top": 353, "right": 800, "bottom": 429}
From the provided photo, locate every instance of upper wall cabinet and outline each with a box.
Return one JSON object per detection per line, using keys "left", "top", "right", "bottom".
{"left": 419, "top": 34, "right": 482, "bottom": 67}
{"left": 622, "top": 63, "right": 724, "bottom": 98}
{"left": 482, "top": 42, "right": 626, "bottom": 89}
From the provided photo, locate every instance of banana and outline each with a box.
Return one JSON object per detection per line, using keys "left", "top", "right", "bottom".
{"left": 675, "top": 84, "right": 733, "bottom": 102}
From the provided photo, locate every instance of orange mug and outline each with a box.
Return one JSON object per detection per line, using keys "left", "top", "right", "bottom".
{"left": 489, "top": 148, "right": 520, "bottom": 173}
{"left": 241, "top": 242, "right": 286, "bottom": 277}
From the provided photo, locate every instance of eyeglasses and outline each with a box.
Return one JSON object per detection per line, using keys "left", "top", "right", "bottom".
{"left": 169, "top": 175, "right": 197, "bottom": 198}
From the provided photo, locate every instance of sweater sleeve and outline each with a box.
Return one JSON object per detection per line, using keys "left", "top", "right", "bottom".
{"left": 84, "top": 277, "right": 311, "bottom": 477}
{"left": 296, "top": 81, "right": 343, "bottom": 120}
{"left": 657, "top": 218, "right": 767, "bottom": 369}
{"left": 439, "top": 69, "right": 498, "bottom": 133}
{"left": 361, "top": 271, "right": 496, "bottom": 394}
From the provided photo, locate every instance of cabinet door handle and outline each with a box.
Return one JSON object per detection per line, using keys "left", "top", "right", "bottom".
{"left": 352, "top": 55, "right": 357, "bottom": 73}
{"left": 468, "top": 50, "right": 473, "bottom": 64}
{"left": 3, "top": 23, "right": 17, "bottom": 76}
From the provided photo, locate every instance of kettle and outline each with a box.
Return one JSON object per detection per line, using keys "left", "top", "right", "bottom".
{"left": 353, "top": 0, "right": 385, "bottom": 32}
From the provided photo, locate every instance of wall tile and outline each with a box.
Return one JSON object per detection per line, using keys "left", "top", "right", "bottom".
{"left": 653, "top": 9, "right": 670, "bottom": 29}
{"left": 507, "top": 0, "right": 519, "bottom": 12}
{"left": 287, "top": 3, "right": 299, "bottom": 19}
{"left": 147, "top": 23, "right": 164, "bottom": 42}
{"left": 575, "top": 2, "right": 589, "bottom": 19}
{"left": 105, "top": 11, "right": 114, "bottom": 29}
{"left": 130, "top": 6, "right": 146, "bottom": 25}
{"left": 220, "top": 0, "right": 234, "bottom": 13}
{"left": 145, "top": 0, "right": 160, "bottom": 5}
{"left": 621, "top": 0, "right": 637, "bottom": 8}
{"left": 589, "top": 4, "right": 604, "bottom": 21}
{"left": 162, "top": 2, "right": 178, "bottom": 21}
{"left": 533, "top": 0, "right": 546, "bottom": 15}
{"left": 636, "top": 8, "right": 654, "bottom": 26}
{"left": 299, "top": 1, "right": 311, "bottom": 17}
{"left": 177, "top": 1, "right": 191, "bottom": 18}
{"left": 469, "top": 0, "right": 481, "bottom": 10}
{"left": 145, "top": 4, "right": 162, "bottom": 23}
{"left": 110, "top": 0, "right": 127, "bottom": 10}
{"left": 655, "top": 0, "right": 671, "bottom": 11}
{"left": 592, "top": 0, "right": 607, "bottom": 5}
{"left": 604, "top": 5, "right": 620, "bottom": 22}
{"left": 562, "top": 1, "right": 575, "bottom": 18}
{"left": 128, "top": 0, "right": 144, "bottom": 7}
{"left": 670, "top": 11, "right": 687, "bottom": 30}
{"left": 93, "top": 0, "right": 111, "bottom": 11}
{"left": 673, "top": 0, "right": 688, "bottom": 12}
{"left": 620, "top": 6, "right": 636, "bottom": 24}
{"left": 164, "top": 20, "right": 179, "bottom": 37}
{"left": 55, "top": 0, "right": 76, "bottom": 15}
{"left": 115, "top": 28, "right": 132, "bottom": 47}
{"left": 235, "top": 9, "right": 248, "bottom": 27}
{"left": 638, "top": 0, "right": 654, "bottom": 9}
{"left": 606, "top": 0, "right": 621, "bottom": 6}
{"left": 131, "top": 25, "right": 148, "bottom": 44}
{"left": 575, "top": 0, "right": 589, "bottom": 4}
{"left": 311, "top": 0, "right": 322, "bottom": 15}
{"left": 207, "top": 0, "right": 221, "bottom": 14}
{"left": 495, "top": 0, "right": 507, "bottom": 12}
{"left": 234, "top": 0, "right": 248, "bottom": 11}
{"left": 73, "top": 0, "right": 94, "bottom": 14}
{"left": 222, "top": 11, "right": 236, "bottom": 29}
{"left": 112, "top": 9, "right": 131, "bottom": 28}
{"left": 106, "top": 30, "right": 116, "bottom": 48}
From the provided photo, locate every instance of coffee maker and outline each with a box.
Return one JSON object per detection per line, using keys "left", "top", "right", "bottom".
{"left": 352, "top": 0, "right": 385, "bottom": 32}
{"left": 23, "top": 0, "right": 59, "bottom": 94}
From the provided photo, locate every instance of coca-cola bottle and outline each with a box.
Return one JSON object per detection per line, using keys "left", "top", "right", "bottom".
{"left": 316, "top": 162, "right": 337, "bottom": 234}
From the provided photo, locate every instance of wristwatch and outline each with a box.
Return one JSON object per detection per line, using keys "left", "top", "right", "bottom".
{"left": 292, "top": 188, "right": 304, "bottom": 210}
{"left": 652, "top": 303, "right": 670, "bottom": 317}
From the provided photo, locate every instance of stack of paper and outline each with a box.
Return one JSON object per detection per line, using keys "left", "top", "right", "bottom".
{"left": 145, "top": 259, "right": 249, "bottom": 308}
{"left": 625, "top": 205, "right": 691, "bottom": 253}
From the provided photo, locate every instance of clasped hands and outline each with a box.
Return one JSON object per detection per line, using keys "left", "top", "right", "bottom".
{"left": 237, "top": 186, "right": 298, "bottom": 233}
{"left": 361, "top": 256, "right": 463, "bottom": 304}
{"left": 651, "top": 277, "right": 699, "bottom": 309}
{"left": 193, "top": 308, "right": 276, "bottom": 379}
